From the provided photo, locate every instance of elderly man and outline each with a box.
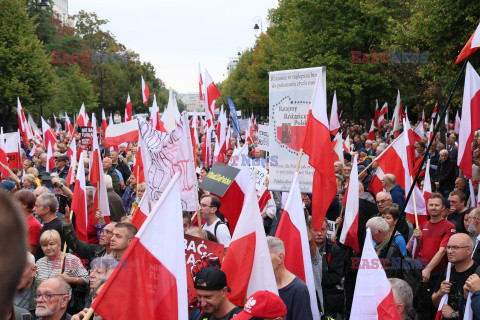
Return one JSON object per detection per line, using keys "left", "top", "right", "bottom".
{"left": 447, "top": 190, "right": 471, "bottom": 234}
{"left": 14, "top": 252, "right": 41, "bottom": 314}
{"left": 376, "top": 192, "right": 393, "bottom": 214}
{"left": 194, "top": 267, "right": 243, "bottom": 320}
{"left": 432, "top": 233, "right": 478, "bottom": 319}
{"left": 382, "top": 174, "right": 405, "bottom": 209}
{"left": 109, "top": 150, "right": 131, "bottom": 186}
{"left": 35, "top": 277, "right": 71, "bottom": 320}
{"left": 469, "top": 208, "right": 480, "bottom": 264}
{"left": 50, "top": 155, "right": 69, "bottom": 179}
{"left": 435, "top": 149, "right": 456, "bottom": 197}
{"left": 389, "top": 278, "right": 413, "bottom": 320}
{"left": 200, "top": 194, "right": 231, "bottom": 249}
{"left": 267, "top": 237, "right": 313, "bottom": 320}
{"left": 102, "top": 157, "right": 121, "bottom": 194}
{"left": 37, "top": 153, "right": 47, "bottom": 173}
{"left": 104, "top": 175, "right": 126, "bottom": 222}
{"left": 334, "top": 161, "right": 344, "bottom": 176}
{"left": 34, "top": 193, "right": 64, "bottom": 260}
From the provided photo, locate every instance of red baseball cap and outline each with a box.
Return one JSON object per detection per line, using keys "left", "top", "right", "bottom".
{"left": 232, "top": 291, "right": 287, "bottom": 320}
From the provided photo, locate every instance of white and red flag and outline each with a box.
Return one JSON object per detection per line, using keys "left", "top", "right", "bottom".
{"left": 101, "top": 109, "right": 107, "bottom": 140}
{"left": 245, "top": 122, "right": 253, "bottom": 145}
{"left": 340, "top": 154, "right": 361, "bottom": 254}
{"left": 275, "top": 172, "right": 320, "bottom": 319}
{"left": 374, "top": 99, "right": 380, "bottom": 128}
{"left": 367, "top": 120, "right": 375, "bottom": 140}
{"left": 133, "top": 146, "right": 145, "bottom": 184}
{"left": 4, "top": 132, "right": 22, "bottom": 170}
{"left": 456, "top": 23, "right": 480, "bottom": 64}
{"left": 368, "top": 167, "right": 385, "bottom": 196}
{"left": 202, "top": 126, "right": 212, "bottom": 167}
{"left": 414, "top": 121, "right": 425, "bottom": 139}
{"left": 301, "top": 72, "right": 337, "bottom": 231}
{"left": 332, "top": 133, "right": 344, "bottom": 164}
{"left": 0, "top": 129, "right": 9, "bottom": 178}
{"left": 17, "top": 98, "right": 33, "bottom": 144}
{"left": 431, "top": 104, "right": 438, "bottom": 122}
{"left": 375, "top": 134, "right": 405, "bottom": 189}
{"left": 427, "top": 119, "right": 435, "bottom": 144}
{"left": 141, "top": 75, "right": 150, "bottom": 106}
{"left": 71, "top": 150, "right": 88, "bottom": 242}
{"left": 65, "top": 112, "right": 74, "bottom": 138}
{"left": 204, "top": 69, "right": 221, "bottom": 126}
{"left": 41, "top": 117, "right": 56, "bottom": 151}
{"left": 124, "top": 93, "right": 132, "bottom": 122}
{"left": 454, "top": 111, "right": 461, "bottom": 135}
{"left": 423, "top": 158, "right": 433, "bottom": 209}
{"left": 76, "top": 103, "right": 88, "bottom": 128}
{"left": 65, "top": 137, "right": 76, "bottom": 186}
{"left": 161, "top": 90, "right": 180, "bottom": 132}
{"left": 104, "top": 120, "right": 139, "bottom": 149}
{"left": 422, "top": 109, "right": 426, "bottom": 124}
{"left": 350, "top": 228, "right": 401, "bottom": 320}
{"left": 198, "top": 63, "right": 203, "bottom": 100}
{"left": 378, "top": 102, "right": 387, "bottom": 127}
{"left": 221, "top": 176, "right": 278, "bottom": 301}
{"left": 343, "top": 135, "right": 351, "bottom": 153}
{"left": 469, "top": 179, "right": 477, "bottom": 209}
{"left": 190, "top": 111, "right": 198, "bottom": 165}
{"left": 392, "top": 90, "right": 402, "bottom": 137}
{"left": 434, "top": 263, "right": 452, "bottom": 320}
{"left": 90, "top": 125, "right": 111, "bottom": 219}
{"left": 92, "top": 173, "right": 188, "bottom": 320}
{"left": 458, "top": 62, "right": 480, "bottom": 178}
{"left": 329, "top": 91, "right": 340, "bottom": 136}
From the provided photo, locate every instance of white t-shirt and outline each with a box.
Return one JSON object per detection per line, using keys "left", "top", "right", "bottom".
{"left": 203, "top": 218, "right": 231, "bottom": 248}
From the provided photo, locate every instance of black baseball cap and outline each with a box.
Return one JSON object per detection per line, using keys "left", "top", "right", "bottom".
{"left": 194, "top": 267, "right": 231, "bottom": 292}
{"left": 58, "top": 155, "right": 69, "bottom": 162}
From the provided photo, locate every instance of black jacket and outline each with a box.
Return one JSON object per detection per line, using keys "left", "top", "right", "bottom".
{"left": 436, "top": 158, "right": 456, "bottom": 192}
{"left": 62, "top": 223, "right": 106, "bottom": 261}
{"left": 113, "top": 159, "right": 131, "bottom": 181}
{"left": 321, "top": 239, "right": 344, "bottom": 294}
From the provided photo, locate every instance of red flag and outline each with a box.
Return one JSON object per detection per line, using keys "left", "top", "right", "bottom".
{"left": 46, "top": 143, "right": 54, "bottom": 172}
{"left": 378, "top": 102, "right": 387, "bottom": 126}
{"left": 133, "top": 146, "right": 145, "bottom": 184}
{"left": 90, "top": 126, "right": 111, "bottom": 220}
{"left": 92, "top": 174, "right": 188, "bottom": 320}
{"left": 201, "top": 127, "right": 211, "bottom": 167}
{"left": 368, "top": 167, "right": 384, "bottom": 196}
{"left": 275, "top": 172, "right": 320, "bottom": 318}
{"left": 76, "top": 103, "right": 88, "bottom": 128}
{"left": 17, "top": 98, "right": 33, "bottom": 144}
{"left": 221, "top": 178, "right": 278, "bottom": 301}
{"left": 42, "top": 118, "right": 56, "bottom": 151}
{"left": 301, "top": 72, "right": 337, "bottom": 230}
{"left": 71, "top": 151, "right": 88, "bottom": 242}
{"left": 141, "top": 75, "right": 150, "bottom": 106}
{"left": 458, "top": 62, "right": 480, "bottom": 178}
{"left": 204, "top": 69, "right": 220, "bottom": 127}
{"left": 367, "top": 120, "right": 375, "bottom": 140}
{"left": 124, "top": 93, "right": 133, "bottom": 122}
{"left": 351, "top": 228, "right": 402, "bottom": 320}
{"left": 456, "top": 23, "right": 480, "bottom": 65}
{"left": 340, "top": 154, "right": 360, "bottom": 254}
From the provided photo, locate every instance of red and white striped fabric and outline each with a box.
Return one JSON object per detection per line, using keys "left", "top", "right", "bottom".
{"left": 378, "top": 102, "right": 387, "bottom": 127}
{"left": 350, "top": 228, "right": 401, "bottom": 320}
{"left": 41, "top": 117, "right": 56, "bottom": 150}
{"left": 201, "top": 126, "right": 211, "bottom": 167}
{"left": 141, "top": 75, "right": 150, "bottom": 106}
{"left": 275, "top": 172, "right": 320, "bottom": 319}
{"left": 258, "top": 187, "right": 272, "bottom": 212}
{"left": 198, "top": 63, "right": 203, "bottom": 100}
{"left": 414, "top": 121, "right": 425, "bottom": 139}
{"left": 301, "top": 72, "right": 337, "bottom": 231}
{"left": 71, "top": 150, "right": 88, "bottom": 242}
{"left": 64, "top": 112, "right": 74, "bottom": 137}
{"left": 367, "top": 120, "right": 375, "bottom": 140}
{"left": 423, "top": 158, "right": 432, "bottom": 214}
{"left": 332, "top": 133, "right": 344, "bottom": 164}
{"left": 17, "top": 98, "right": 33, "bottom": 144}
{"left": 93, "top": 174, "right": 188, "bottom": 320}
{"left": 375, "top": 134, "right": 405, "bottom": 189}
{"left": 431, "top": 104, "right": 438, "bottom": 121}
{"left": 392, "top": 90, "right": 402, "bottom": 137}
{"left": 104, "top": 120, "right": 139, "bottom": 148}
{"left": 131, "top": 192, "right": 149, "bottom": 230}
{"left": 456, "top": 23, "right": 480, "bottom": 64}
{"left": 90, "top": 125, "right": 110, "bottom": 218}
{"left": 46, "top": 142, "right": 54, "bottom": 172}
{"left": 340, "top": 154, "right": 360, "bottom": 254}
{"left": 221, "top": 177, "right": 278, "bottom": 301}
{"left": 422, "top": 110, "right": 426, "bottom": 124}
{"left": 368, "top": 167, "right": 385, "bottom": 196}
{"left": 53, "top": 114, "right": 61, "bottom": 133}
{"left": 0, "top": 129, "right": 10, "bottom": 178}
{"left": 204, "top": 69, "right": 220, "bottom": 127}
{"left": 434, "top": 263, "right": 452, "bottom": 320}
{"left": 76, "top": 103, "right": 88, "bottom": 128}
{"left": 245, "top": 122, "right": 253, "bottom": 145}
{"left": 374, "top": 100, "right": 380, "bottom": 127}
{"left": 454, "top": 111, "right": 461, "bottom": 135}
{"left": 4, "top": 132, "right": 22, "bottom": 170}
{"left": 101, "top": 109, "right": 108, "bottom": 140}
{"left": 343, "top": 135, "right": 351, "bottom": 153}
{"left": 65, "top": 138, "right": 76, "bottom": 186}
{"left": 329, "top": 91, "right": 340, "bottom": 136}
{"left": 427, "top": 119, "right": 434, "bottom": 144}
{"left": 458, "top": 62, "right": 480, "bottom": 178}
{"left": 124, "top": 93, "right": 132, "bottom": 122}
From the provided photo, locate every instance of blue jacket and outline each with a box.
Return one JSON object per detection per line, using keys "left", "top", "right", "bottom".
{"left": 390, "top": 184, "right": 405, "bottom": 209}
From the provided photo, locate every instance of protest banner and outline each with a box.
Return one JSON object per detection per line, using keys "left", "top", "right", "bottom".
{"left": 250, "top": 166, "right": 268, "bottom": 191}
{"left": 257, "top": 124, "right": 269, "bottom": 151}
{"left": 184, "top": 234, "right": 224, "bottom": 308}
{"left": 79, "top": 126, "right": 94, "bottom": 151}
{"left": 199, "top": 165, "right": 240, "bottom": 197}
{"left": 268, "top": 66, "right": 326, "bottom": 192}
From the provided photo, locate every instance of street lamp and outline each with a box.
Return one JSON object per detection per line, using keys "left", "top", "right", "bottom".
{"left": 253, "top": 17, "right": 263, "bottom": 34}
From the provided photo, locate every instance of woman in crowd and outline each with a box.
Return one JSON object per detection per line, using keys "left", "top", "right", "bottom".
{"left": 22, "top": 174, "right": 37, "bottom": 191}
{"left": 122, "top": 173, "right": 137, "bottom": 214}
{"left": 381, "top": 206, "right": 407, "bottom": 255}
{"left": 26, "top": 167, "right": 41, "bottom": 186}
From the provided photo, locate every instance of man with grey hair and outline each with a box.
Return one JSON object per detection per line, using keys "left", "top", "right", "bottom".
{"left": 35, "top": 277, "right": 71, "bottom": 320}
{"left": 382, "top": 173, "right": 405, "bottom": 209}
{"left": 469, "top": 208, "right": 480, "bottom": 264}
{"left": 389, "top": 278, "right": 413, "bottom": 320}
{"left": 267, "top": 236, "right": 313, "bottom": 320}
{"left": 435, "top": 149, "right": 456, "bottom": 197}
{"left": 376, "top": 191, "right": 393, "bottom": 213}
{"left": 105, "top": 174, "right": 127, "bottom": 222}
{"left": 15, "top": 252, "right": 41, "bottom": 313}
{"left": 34, "top": 193, "right": 64, "bottom": 260}
{"left": 102, "top": 157, "right": 121, "bottom": 194}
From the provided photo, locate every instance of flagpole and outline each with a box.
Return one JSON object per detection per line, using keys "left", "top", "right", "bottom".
{"left": 295, "top": 148, "right": 304, "bottom": 172}
{"left": 82, "top": 172, "right": 181, "bottom": 320}
{"left": 60, "top": 210, "right": 74, "bottom": 272}
{"left": 380, "top": 58, "right": 469, "bottom": 259}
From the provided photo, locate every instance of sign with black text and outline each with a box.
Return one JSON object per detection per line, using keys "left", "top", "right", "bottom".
{"left": 199, "top": 165, "right": 240, "bottom": 197}
{"left": 79, "top": 126, "right": 93, "bottom": 151}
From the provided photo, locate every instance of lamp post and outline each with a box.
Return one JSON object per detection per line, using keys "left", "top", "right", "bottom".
{"left": 253, "top": 17, "right": 263, "bottom": 34}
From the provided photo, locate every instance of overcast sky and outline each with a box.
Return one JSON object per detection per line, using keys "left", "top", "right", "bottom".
{"left": 69, "top": 0, "right": 278, "bottom": 94}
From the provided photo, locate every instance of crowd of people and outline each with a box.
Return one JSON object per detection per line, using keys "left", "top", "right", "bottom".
{"left": 1, "top": 116, "right": 480, "bottom": 320}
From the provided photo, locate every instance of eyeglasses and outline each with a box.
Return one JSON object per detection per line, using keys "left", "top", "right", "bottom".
{"left": 200, "top": 203, "right": 214, "bottom": 208}
{"left": 376, "top": 199, "right": 389, "bottom": 204}
{"left": 446, "top": 245, "right": 471, "bottom": 250}
{"left": 100, "top": 229, "right": 113, "bottom": 235}
{"left": 34, "top": 293, "right": 68, "bottom": 301}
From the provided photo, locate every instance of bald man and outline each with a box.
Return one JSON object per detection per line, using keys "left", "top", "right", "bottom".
{"left": 382, "top": 174, "right": 405, "bottom": 209}
{"left": 432, "top": 233, "right": 478, "bottom": 319}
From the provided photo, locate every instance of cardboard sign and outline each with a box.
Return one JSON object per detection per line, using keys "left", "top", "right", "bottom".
{"left": 199, "top": 165, "right": 240, "bottom": 197}
{"left": 79, "top": 126, "right": 93, "bottom": 151}
{"left": 257, "top": 124, "right": 269, "bottom": 151}
{"left": 327, "top": 219, "right": 336, "bottom": 239}
{"left": 250, "top": 166, "right": 268, "bottom": 191}
{"left": 184, "top": 234, "right": 224, "bottom": 308}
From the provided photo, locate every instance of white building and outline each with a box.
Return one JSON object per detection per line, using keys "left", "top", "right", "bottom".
{"left": 179, "top": 93, "right": 203, "bottom": 112}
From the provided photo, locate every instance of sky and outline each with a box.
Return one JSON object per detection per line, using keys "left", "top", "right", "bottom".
{"left": 69, "top": 0, "right": 278, "bottom": 94}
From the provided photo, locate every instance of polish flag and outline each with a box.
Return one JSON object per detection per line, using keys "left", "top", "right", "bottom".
{"left": 212, "top": 135, "right": 220, "bottom": 164}
{"left": 198, "top": 63, "right": 203, "bottom": 100}
{"left": 367, "top": 120, "right": 375, "bottom": 140}
{"left": 375, "top": 134, "right": 405, "bottom": 189}
{"left": 434, "top": 263, "right": 452, "bottom": 320}
{"left": 392, "top": 90, "right": 402, "bottom": 137}
{"left": 131, "top": 192, "right": 150, "bottom": 230}
{"left": 423, "top": 158, "right": 433, "bottom": 208}
{"left": 65, "top": 113, "right": 74, "bottom": 138}
{"left": 101, "top": 109, "right": 108, "bottom": 140}
{"left": 4, "top": 132, "right": 22, "bottom": 170}
{"left": 190, "top": 112, "right": 198, "bottom": 165}
{"left": 340, "top": 154, "right": 361, "bottom": 254}
{"left": 217, "top": 143, "right": 250, "bottom": 233}
{"left": 71, "top": 150, "right": 88, "bottom": 242}
{"left": 76, "top": 103, "right": 88, "bottom": 128}
{"left": 93, "top": 173, "right": 188, "bottom": 320}
{"left": 257, "top": 186, "right": 272, "bottom": 212}
{"left": 368, "top": 167, "right": 385, "bottom": 196}
{"left": 65, "top": 137, "right": 76, "bottom": 186}
{"left": 204, "top": 69, "right": 220, "bottom": 127}
{"left": 161, "top": 90, "right": 180, "bottom": 132}
{"left": 17, "top": 98, "right": 33, "bottom": 144}
{"left": 458, "top": 62, "right": 480, "bottom": 178}
{"left": 221, "top": 177, "right": 278, "bottom": 301}
{"left": 245, "top": 122, "right": 253, "bottom": 145}
{"left": 41, "top": 118, "right": 56, "bottom": 150}
{"left": 329, "top": 91, "right": 340, "bottom": 136}
{"left": 350, "top": 228, "right": 401, "bottom": 320}
{"left": 124, "top": 93, "right": 132, "bottom": 122}
{"left": 0, "top": 129, "right": 10, "bottom": 178}
{"left": 427, "top": 119, "right": 435, "bottom": 144}
{"left": 141, "top": 75, "right": 150, "bottom": 106}
{"left": 275, "top": 172, "right": 320, "bottom": 319}
{"left": 133, "top": 146, "right": 145, "bottom": 184}
{"left": 46, "top": 141, "right": 54, "bottom": 173}
{"left": 104, "top": 121, "right": 139, "bottom": 148}
{"left": 374, "top": 100, "right": 380, "bottom": 128}
{"left": 456, "top": 23, "right": 480, "bottom": 64}
{"left": 431, "top": 104, "right": 438, "bottom": 121}
{"left": 378, "top": 102, "right": 387, "bottom": 127}
{"left": 149, "top": 95, "right": 167, "bottom": 132}
{"left": 343, "top": 135, "right": 351, "bottom": 153}
{"left": 445, "top": 108, "right": 450, "bottom": 130}
{"left": 454, "top": 111, "right": 461, "bottom": 135}
{"left": 422, "top": 109, "right": 425, "bottom": 124}
{"left": 90, "top": 125, "right": 111, "bottom": 219}
{"left": 332, "top": 133, "right": 344, "bottom": 164}
{"left": 201, "top": 126, "right": 212, "bottom": 167}
{"left": 414, "top": 121, "right": 425, "bottom": 139}
{"left": 301, "top": 72, "right": 337, "bottom": 230}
